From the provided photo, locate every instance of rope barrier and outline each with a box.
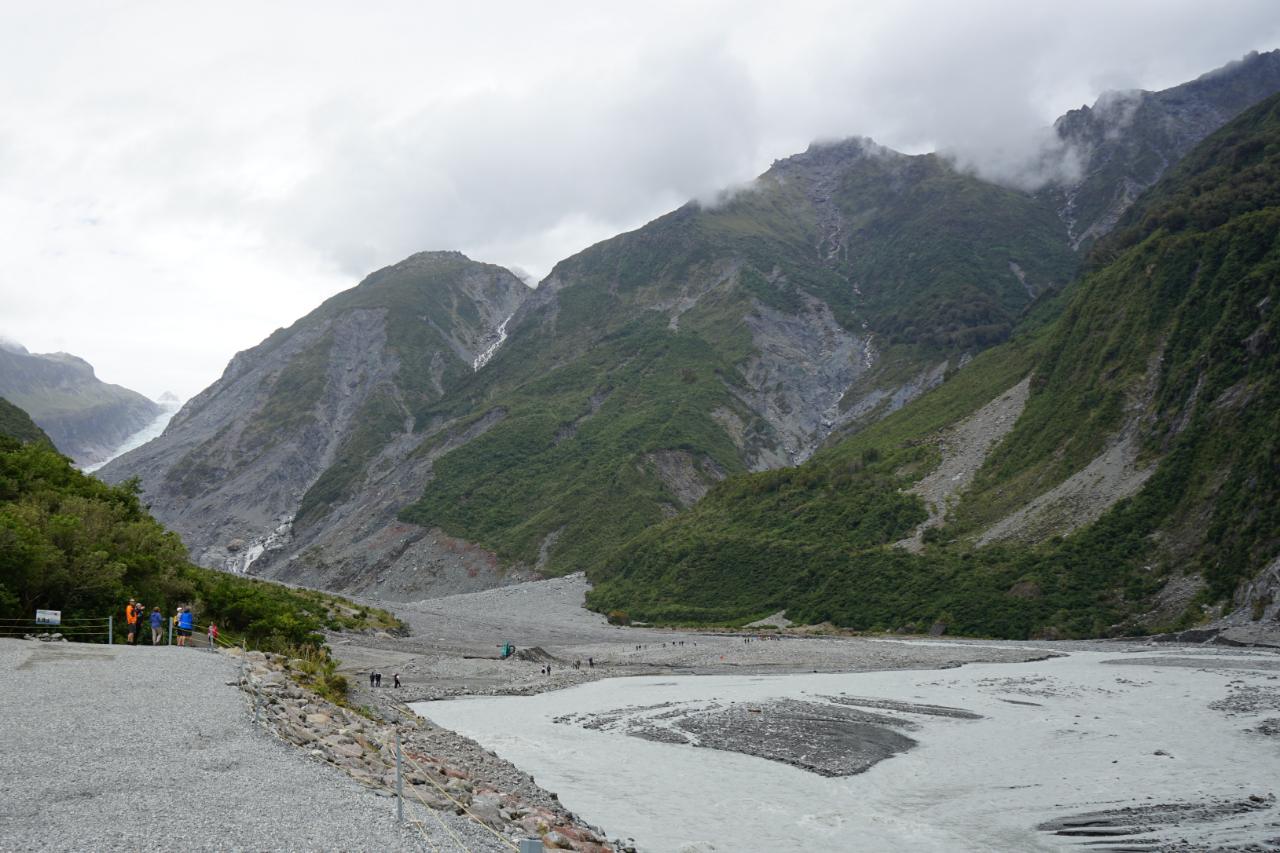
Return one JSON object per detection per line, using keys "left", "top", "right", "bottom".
{"left": 366, "top": 729, "right": 478, "bottom": 853}
{"left": 0, "top": 617, "right": 110, "bottom": 624}
{"left": 370, "top": 723, "right": 521, "bottom": 853}
{"left": 0, "top": 625, "right": 108, "bottom": 630}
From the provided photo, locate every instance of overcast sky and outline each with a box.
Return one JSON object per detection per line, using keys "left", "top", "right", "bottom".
{"left": 2, "top": 1, "right": 1279, "bottom": 399}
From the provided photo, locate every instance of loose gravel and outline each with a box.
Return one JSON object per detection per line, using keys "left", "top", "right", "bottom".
{"left": 0, "top": 639, "right": 508, "bottom": 852}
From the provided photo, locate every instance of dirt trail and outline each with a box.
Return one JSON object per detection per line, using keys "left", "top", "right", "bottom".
{"left": 895, "top": 378, "right": 1030, "bottom": 552}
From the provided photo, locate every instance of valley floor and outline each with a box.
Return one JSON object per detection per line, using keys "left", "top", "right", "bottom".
{"left": 331, "top": 574, "right": 1280, "bottom": 851}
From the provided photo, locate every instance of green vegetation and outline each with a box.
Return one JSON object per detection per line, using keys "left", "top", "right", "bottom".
{"left": 402, "top": 312, "right": 751, "bottom": 572}
{"left": 588, "top": 93, "right": 1280, "bottom": 638}
{"left": 283, "top": 644, "right": 351, "bottom": 705}
{"left": 400, "top": 144, "right": 1076, "bottom": 574}
{"left": 0, "top": 397, "right": 51, "bottom": 446}
{"left": 287, "top": 254, "right": 520, "bottom": 523}
{"left": 0, "top": 436, "right": 401, "bottom": 651}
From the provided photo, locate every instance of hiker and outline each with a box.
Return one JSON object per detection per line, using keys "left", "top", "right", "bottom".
{"left": 369, "top": 671, "right": 376, "bottom": 688}
{"left": 125, "top": 599, "right": 138, "bottom": 645}
{"left": 374, "top": 671, "right": 382, "bottom": 688}
{"left": 393, "top": 672, "right": 401, "bottom": 689}
{"left": 588, "top": 656, "right": 594, "bottom": 668}
{"left": 150, "top": 607, "right": 163, "bottom": 645}
{"left": 177, "top": 606, "right": 194, "bottom": 647}
{"left": 207, "top": 622, "right": 218, "bottom": 650}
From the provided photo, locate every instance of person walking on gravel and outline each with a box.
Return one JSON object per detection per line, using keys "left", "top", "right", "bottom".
{"left": 207, "top": 622, "right": 218, "bottom": 650}
{"left": 150, "top": 607, "right": 163, "bottom": 645}
{"left": 177, "top": 606, "right": 194, "bottom": 647}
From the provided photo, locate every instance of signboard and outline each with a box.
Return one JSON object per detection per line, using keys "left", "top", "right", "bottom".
{"left": 35, "top": 609, "right": 61, "bottom": 626}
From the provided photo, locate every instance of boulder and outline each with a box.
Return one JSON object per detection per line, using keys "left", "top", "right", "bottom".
{"left": 470, "top": 792, "right": 502, "bottom": 825}
{"left": 542, "top": 831, "right": 572, "bottom": 849}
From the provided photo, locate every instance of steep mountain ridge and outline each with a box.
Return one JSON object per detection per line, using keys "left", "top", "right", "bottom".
{"left": 1044, "top": 48, "right": 1280, "bottom": 249}
{"left": 0, "top": 341, "right": 161, "bottom": 467}
{"left": 103, "top": 51, "right": 1280, "bottom": 609}
{"left": 388, "top": 138, "right": 1075, "bottom": 581}
{"left": 98, "top": 252, "right": 528, "bottom": 587}
{"left": 588, "top": 91, "right": 1280, "bottom": 637}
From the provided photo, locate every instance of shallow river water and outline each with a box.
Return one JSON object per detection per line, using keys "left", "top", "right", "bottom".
{"left": 413, "top": 649, "right": 1279, "bottom": 852}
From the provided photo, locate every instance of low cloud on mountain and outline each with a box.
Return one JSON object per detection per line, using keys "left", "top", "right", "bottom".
{"left": 1, "top": 1, "right": 1277, "bottom": 396}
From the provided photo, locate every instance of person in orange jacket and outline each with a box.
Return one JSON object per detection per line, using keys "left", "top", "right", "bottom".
{"left": 125, "top": 599, "right": 138, "bottom": 645}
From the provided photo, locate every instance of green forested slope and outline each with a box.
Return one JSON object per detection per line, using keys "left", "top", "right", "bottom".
{"left": 587, "top": 93, "right": 1280, "bottom": 638}
{"left": 0, "top": 397, "right": 52, "bottom": 446}
{"left": 399, "top": 142, "right": 1075, "bottom": 575}
{"left": 0, "top": 436, "right": 398, "bottom": 647}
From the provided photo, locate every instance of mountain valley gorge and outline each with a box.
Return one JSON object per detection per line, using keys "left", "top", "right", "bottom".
{"left": 96, "top": 50, "right": 1280, "bottom": 639}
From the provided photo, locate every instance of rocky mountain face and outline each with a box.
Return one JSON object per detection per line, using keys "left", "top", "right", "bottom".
{"left": 589, "top": 91, "right": 1280, "bottom": 638}
{"left": 388, "top": 138, "right": 1076, "bottom": 583}
{"left": 98, "top": 252, "right": 529, "bottom": 593}
{"left": 1043, "top": 49, "right": 1280, "bottom": 249}
{"left": 104, "top": 52, "right": 1280, "bottom": 613}
{"left": 0, "top": 340, "right": 160, "bottom": 466}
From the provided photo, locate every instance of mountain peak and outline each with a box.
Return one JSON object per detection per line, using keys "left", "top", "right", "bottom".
{"left": 769, "top": 136, "right": 902, "bottom": 176}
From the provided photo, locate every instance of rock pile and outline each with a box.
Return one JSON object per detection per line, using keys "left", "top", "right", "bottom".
{"left": 233, "top": 648, "right": 619, "bottom": 852}
{"left": 23, "top": 632, "right": 66, "bottom": 642}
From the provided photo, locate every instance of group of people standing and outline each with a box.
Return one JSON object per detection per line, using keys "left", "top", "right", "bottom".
{"left": 123, "top": 599, "right": 211, "bottom": 648}
{"left": 367, "top": 670, "right": 401, "bottom": 689}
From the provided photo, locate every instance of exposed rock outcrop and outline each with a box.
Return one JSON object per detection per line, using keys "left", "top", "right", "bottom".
{"left": 98, "top": 252, "right": 529, "bottom": 597}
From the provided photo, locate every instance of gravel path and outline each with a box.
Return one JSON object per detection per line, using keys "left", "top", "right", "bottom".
{"left": 0, "top": 639, "right": 508, "bottom": 852}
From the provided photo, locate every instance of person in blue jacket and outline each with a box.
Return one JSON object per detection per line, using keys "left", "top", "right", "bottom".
{"left": 150, "top": 607, "right": 164, "bottom": 645}
{"left": 177, "top": 606, "right": 194, "bottom": 647}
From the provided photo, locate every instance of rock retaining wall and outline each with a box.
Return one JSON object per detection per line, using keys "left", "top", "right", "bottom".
{"left": 232, "top": 648, "right": 624, "bottom": 852}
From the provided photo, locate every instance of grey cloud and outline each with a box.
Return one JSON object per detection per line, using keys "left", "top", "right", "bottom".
{"left": 2, "top": 1, "right": 1280, "bottom": 398}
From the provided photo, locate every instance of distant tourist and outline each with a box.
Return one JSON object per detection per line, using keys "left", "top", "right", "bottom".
{"left": 374, "top": 671, "right": 382, "bottom": 687}
{"left": 177, "top": 606, "right": 194, "bottom": 647}
{"left": 369, "top": 671, "right": 376, "bottom": 688}
{"left": 393, "top": 672, "right": 401, "bottom": 689}
{"left": 125, "top": 599, "right": 138, "bottom": 645}
{"left": 150, "top": 607, "right": 163, "bottom": 645}
{"left": 207, "top": 622, "right": 218, "bottom": 650}
{"left": 588, "top": 657, "right": 594, "bottom": 668}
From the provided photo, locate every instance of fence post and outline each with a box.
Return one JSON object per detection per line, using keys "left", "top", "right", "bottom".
{"left": 395, "top": 731, "right": 404, "bottom": 825}
{"left": 107, "top": 615, "right": 113, "bottom": 645}
{"left": 168, "top": 617, "right": 174, "bottom": 646}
